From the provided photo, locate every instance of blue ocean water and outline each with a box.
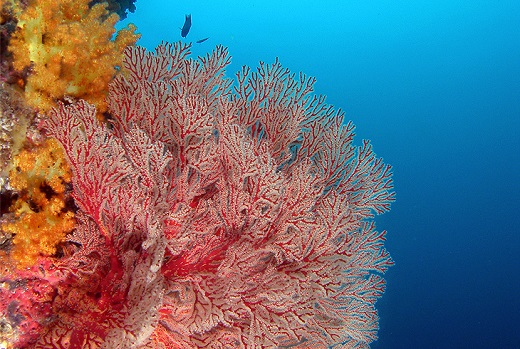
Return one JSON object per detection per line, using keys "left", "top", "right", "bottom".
{"left": 119, "top": 1, "right": 520, "bottom": 348}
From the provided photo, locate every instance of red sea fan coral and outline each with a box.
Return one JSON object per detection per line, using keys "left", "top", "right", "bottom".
{"left": 37, "top": 42, "right": 395, "bottom": 348}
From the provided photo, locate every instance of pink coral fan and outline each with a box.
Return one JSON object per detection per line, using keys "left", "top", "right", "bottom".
{"left": 15, "top": 42, "right": 394, "bottom": 348}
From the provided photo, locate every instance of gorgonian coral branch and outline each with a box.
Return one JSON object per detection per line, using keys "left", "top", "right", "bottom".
{"left": 33, "top": 42, "right": 395, "bottom": 349}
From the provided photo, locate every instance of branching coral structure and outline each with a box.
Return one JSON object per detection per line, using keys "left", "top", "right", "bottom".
{"left": 3, "top": 42, "right": 394, "bottom": 348}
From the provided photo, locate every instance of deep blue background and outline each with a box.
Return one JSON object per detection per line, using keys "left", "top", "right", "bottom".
{"left": 119, "top": 1, "right": 520, "bottom": 348}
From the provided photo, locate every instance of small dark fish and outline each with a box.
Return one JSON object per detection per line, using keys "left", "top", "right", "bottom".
{"left": 181, "top": 14, "right": 191, "bottom": 37}
{"left": 196, "top": 37, "right": 209, "bottom": 44}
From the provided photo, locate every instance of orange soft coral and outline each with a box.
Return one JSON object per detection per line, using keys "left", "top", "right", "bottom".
{"left": 7, "top": 0, "right": 140, "bottom": 114}
{"left": 2, "top": 138, "right": 75, "bottom": 267}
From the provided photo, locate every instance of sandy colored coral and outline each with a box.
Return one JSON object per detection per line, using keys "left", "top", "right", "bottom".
{"left": 0, "top": 82, "right": 35, "bottom": 186}
{"left": 7, "top": 0, "right": 140, "bottom": 114}
{"left": 1, "top": 138, "right": 74, "bottom": 267}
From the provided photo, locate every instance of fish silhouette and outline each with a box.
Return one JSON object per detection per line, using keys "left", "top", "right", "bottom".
{"left": 196, "top": 37, "right": 209, "bottom": 44}
{"left": 181, "top": 14, "right": 191, "bottom": 37}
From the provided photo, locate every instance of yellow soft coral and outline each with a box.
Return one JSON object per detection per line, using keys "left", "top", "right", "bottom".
{"left": 2, "top": 138, "right": 75, "bottom": 267}
{"left": 8, "top": 0, "right": 140, "bottom": 114}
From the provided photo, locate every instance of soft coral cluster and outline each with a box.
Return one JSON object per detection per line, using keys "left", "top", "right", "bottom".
{"left": 1, "top": 138, "right": 74, "bottom": 267}
{"left": 4, "top": 42, "right": 394, "bottom": 348}
{"left": 7, "top": 0, "right": 140, "bottom": 114}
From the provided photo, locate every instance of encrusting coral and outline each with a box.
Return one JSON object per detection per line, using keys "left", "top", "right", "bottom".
{"left": 7, "top": 0, "right": 140, "bottom": 115}
{"left": 0, "top": 82, "right": 34, "bottom": 185}
{"left": 1, "top": 138, "right": 74, "bottom": 267}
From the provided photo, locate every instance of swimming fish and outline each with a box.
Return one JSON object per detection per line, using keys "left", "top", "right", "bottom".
{"left": 196, "top": 37, "right": 209, "bottom": 44}
{"left": 181, "top": 14, "right": 191, "bottom": 37}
